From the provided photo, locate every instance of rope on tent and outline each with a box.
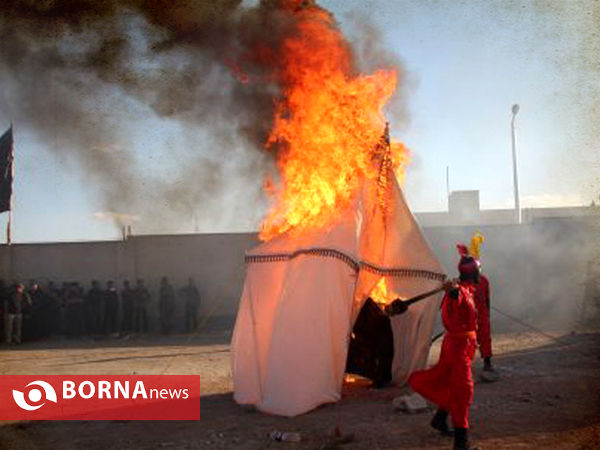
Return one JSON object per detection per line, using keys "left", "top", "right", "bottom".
{"left": 429, "top": 305, "right": 594, "bottom": 356}
{"left": 431, "top": 330, "right": 444, "bottom": 344}
{"left": 490, "top": 306, "right": 564, "bottom": 343}
{"left": 490, "top": 305, "right": 596, "bottom": 358}
{"left": 158, "top": 331, "right": 198, "bottom": 375}
{"left": 196, "top": 294, "right": 227, "bottom": 333}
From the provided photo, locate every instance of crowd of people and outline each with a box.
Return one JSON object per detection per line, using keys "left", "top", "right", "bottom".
{"left": 2, "top": 276, "right": 202, "bottom": 345}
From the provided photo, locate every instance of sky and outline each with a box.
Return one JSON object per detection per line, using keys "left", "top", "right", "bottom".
{"left": 0, "top": 0, "right": 598, "bottom": 243}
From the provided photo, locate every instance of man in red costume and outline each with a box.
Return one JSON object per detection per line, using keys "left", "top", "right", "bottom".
{"left": 469, "top": 231, "right": 497, "bottom": 379}
{"left": 408, "top": 245, "right": 481, "bottom": 450}
{"left": 474, "top": 270, "right": 494, "bottom": 373}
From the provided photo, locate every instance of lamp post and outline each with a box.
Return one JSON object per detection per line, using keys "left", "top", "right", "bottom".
{"left": 511, "top": 104, "right": 521, "bottom": 223}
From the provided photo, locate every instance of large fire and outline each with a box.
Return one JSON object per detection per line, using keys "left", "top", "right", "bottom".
{"left": 258, "top": 3, "right": 409, "bottom": 241}
{"left": 369, "top": 277, "right": 402, "bottom": 306}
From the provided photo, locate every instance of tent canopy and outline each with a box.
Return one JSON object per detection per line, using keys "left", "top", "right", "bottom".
{"left": 231, "top": 170, "right": 444, "bottom": 417}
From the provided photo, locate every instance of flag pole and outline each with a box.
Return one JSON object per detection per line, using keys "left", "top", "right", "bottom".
{"left": 6, "top": 122, "right": 13, "bottom": 245}
{"left": 3, "top": 122, "right": 14, "bottom": 284}
{"left": 6, "top": 207, "right": 12, "bottom": 282}
{"left": 6, "top": 209, "right": 10, "bottom": 245}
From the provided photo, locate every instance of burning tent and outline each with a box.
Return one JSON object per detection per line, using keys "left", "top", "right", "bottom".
{"left": 231, "top": 132, "right": 444, "bottom": 416}
{"left": 230, "top": 3, "right": 445, "bottom": 417}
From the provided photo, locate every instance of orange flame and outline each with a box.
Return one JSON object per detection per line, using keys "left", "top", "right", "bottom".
{"left": 369, "top": 277, "right": 399, "bottom": 306}
{"left": 258, "top": 5, "right": 408, "bottom": 240}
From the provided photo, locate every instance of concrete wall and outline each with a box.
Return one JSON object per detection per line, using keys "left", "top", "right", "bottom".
{"left": 0, "top": 233, "right": 259, "bottom": 331}
{"left": 0, "top": 214, "right": 597, "bottom": 332}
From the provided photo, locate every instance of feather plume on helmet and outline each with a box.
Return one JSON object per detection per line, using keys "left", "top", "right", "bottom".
{"left": 469, "top": 232, "right": 485, "bottom": 261}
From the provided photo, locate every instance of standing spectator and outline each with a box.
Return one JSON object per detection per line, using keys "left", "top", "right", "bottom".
{"left": 104, "top": 280, "right": 119, "bottom": 335}
{"left": 45, "top": 281, "right": 61, "bottom": 336}
{"left": 86, "top": 280, "right": 105, "bottom": 335}
{"left": 57, "top": 282, "right": 70, "bottom": 336}
{"left": 181, "top": 277, "right": 201, "bottom": 333}
{"left": 120, "top": 280, "right": 135, "bottom": 333}
{"left": 134, "top": 279, "right": 150, "bottom": 333}
{"left": 26, "top": 282, "right": 44, "bottom": 341}
{"left": 4, "top": 283, "right": 31, "bottom": 344}
{"left": 67, "top": 283, "right": 86, "bottom": 337}
{"left": 159, "top": 276, "right": 176, "bottom": 334}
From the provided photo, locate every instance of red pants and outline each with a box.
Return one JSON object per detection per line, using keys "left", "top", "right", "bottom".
{"left": 409, "top": 335, "right": 476, "bottom": 428}
{"left": 477, "top": 308, "right": 492, "bottom": 358}
{"left": 475, "top": 276, "right": 492, "bottom": 358}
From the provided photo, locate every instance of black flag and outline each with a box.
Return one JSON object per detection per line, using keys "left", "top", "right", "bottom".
{"left": 0, "top": 127, "right": 13, "bottom": 213}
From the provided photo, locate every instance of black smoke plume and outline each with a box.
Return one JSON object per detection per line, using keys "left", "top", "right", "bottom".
{"left": 0, "top": 0, "right": 405, "bottom": 234}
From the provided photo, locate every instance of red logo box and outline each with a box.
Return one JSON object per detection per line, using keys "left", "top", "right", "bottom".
{"left": 0, "top": 375, "right": 200, "bottom": 420}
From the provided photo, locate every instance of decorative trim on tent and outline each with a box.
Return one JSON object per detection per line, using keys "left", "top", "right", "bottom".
{"left": 360, "top": 262, "right": 446, "bottom": 281}
{"left": 246, "top": 247, "right": 445, "bottom": 281}
{"left": 246, "top": 248, "right": 359, "bottom": 272}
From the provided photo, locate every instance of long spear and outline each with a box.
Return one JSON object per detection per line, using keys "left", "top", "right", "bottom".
{"left": 384, "top": 284, "right": 446, "bottom": 316}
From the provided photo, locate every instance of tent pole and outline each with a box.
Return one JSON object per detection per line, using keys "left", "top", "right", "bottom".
{"left": 6, "top": 210, "right": 11, "bottom": 245}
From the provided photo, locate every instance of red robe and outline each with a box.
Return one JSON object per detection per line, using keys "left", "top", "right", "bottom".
{"left": 474, "top": 275, "right": 492, "bottom": 358}
{"left": 408, "top": 284, "right": 477, "bottom": 429}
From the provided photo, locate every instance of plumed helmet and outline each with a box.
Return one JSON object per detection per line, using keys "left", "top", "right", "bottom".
{"left": 457, "top": 244, "right": 479, "bottom": 276}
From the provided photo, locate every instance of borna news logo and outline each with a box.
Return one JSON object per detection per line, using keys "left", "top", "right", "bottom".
{"left": 0, "top": 375, "right": 200, "bottom": 420}
{"left": 12, "top": 380, "right": 58, "bottom": 411}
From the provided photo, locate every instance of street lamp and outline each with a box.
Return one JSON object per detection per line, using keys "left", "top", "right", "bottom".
{"left": 511, "top": 104, "right": 521, "bottom": 223}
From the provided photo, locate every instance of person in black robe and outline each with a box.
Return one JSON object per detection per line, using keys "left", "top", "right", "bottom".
{"left": 345, "top": 296, "right": 407, "bottom": 388}
{"left": 120, "top": 280, "right": 135, "bottom": 333}
{"left": 134, "top": 279, "right": 150, "bottom": 333}
{"left": 158, "top": 276, "right": 176, "bottom": 334}
{"left": 67, "top": 283, "right": 86, "bottom": 337}
{"left": 104, "top": 280, "right": 119, "bottom": 335}
{"left": 45, "top": 281, "right": 61, "bottom": 337}
{"left": 86, "top": 280, "right": 105, "bottom": 335}
{"left": 181, "top": 277, "right": 201, "bottom": 333}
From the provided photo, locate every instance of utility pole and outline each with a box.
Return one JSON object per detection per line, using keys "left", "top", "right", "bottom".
{"left": 511, "top": 104, "right": 521, "bottom": 223}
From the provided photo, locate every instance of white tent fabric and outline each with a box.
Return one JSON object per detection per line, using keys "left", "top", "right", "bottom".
{"left": 231, "top": 174, "right": 445, "bottom": 417}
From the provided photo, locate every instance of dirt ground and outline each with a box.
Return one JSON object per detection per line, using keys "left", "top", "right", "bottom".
{"left": 1, "top": 328, "right": 599, "bottom": 450}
